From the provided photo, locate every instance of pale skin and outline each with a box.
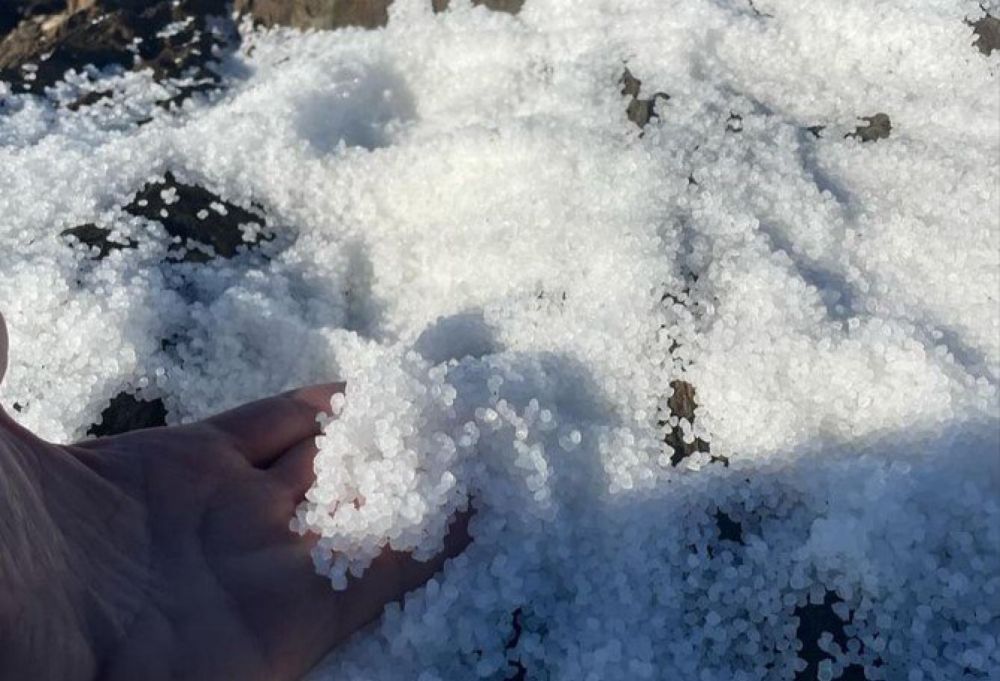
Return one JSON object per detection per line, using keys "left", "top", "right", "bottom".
{"left": 0, "top": 313, "right": 470, "bottom": 681}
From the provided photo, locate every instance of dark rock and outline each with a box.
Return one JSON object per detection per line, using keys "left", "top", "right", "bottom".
{"left": 839, "top": 665, "right": 868, "bottom": 681}
{"left": 132, "top": 2, "right": 231, "bottom": 83}
{"left": 504, "top": 607, "right": 527, "bottom": 681}
{"left": 620, "top": 68, "right": 670, "bottom": 129}
{"left": 0, "top": 1, "right": 64, "bottom": 35}
{"left": 846, "top": 113, "right": 891, "bottom": 143}
{"left": 0, "top": 6, "right": 135, "bottom": 93}
{"left": 124, "top": 171, "right": 271, "bottom": 262}
{"left": 235, "top": 0, "right": 393, "bottom": 30}
{"left": 715, "top": 509, "right": 744, "bottom": 544}
{"left": 710, "top": 453, "right": 730, "bottom": 467}
{"left": 87, "top": 392, "right": 167, "bottom": 437}
{"left": 619, "top": 67, "right": 641, "bottom": 98}
{"left": 794, "top": 591, "right": 873, "bottom": 681}
{"left": 626, "top": 96, "right": 669, "bottom": 129}
{"left": 0, "top": 0, "right": 236, "bottom": 102}
{"left": 432, "top": 0, "right": 525, "bottom": 14}
{"left": 662, "top": 379, "right": 711, "bottom": 466}
{"left": 970, "top": 14, "right": 1000, "bottom": 55}
{"left": 805, "top": 125, "right": 825, "bottom": 139}
{"left": 152, "top": 79, "right": 220, "bottom": 113}
{"left": 65, "top": 88, "right": 112, "bottom": 111}
{"left": 61, "top": 223, "right": 137, "bottom": 259}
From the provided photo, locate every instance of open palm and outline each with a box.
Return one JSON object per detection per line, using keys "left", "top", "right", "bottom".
{"left": 0, "top": 317, "right": 469, "bottom": 681}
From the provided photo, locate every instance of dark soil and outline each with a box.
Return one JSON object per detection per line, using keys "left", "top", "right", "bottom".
{"left": 662, "top": 379, "right": 712, "bottom": 466}
{"left": 970, "top": 13, "right": 1000, "bottom": 55}
{"left": 0, "top": 0, "right": 236, "bottom": 103}
{"left": 61, "top": 172, "right": 272, "bottom": 262}
{"left": 846, "top": 114, "right": 891, "bottom": 143}
{"left": 87, "top": 392, "right": 167, "bottom": 437}
{"left": 0, "top": 1, "right": 63, "bottom": 35}
{"left": 504, "top": 607, "right": 527, "bottom": 680}
{"left": 432, "top": 0, "right": 524, "bottom": 13}
{"left": 794, "top": 591, "right": 875, "bottom": 681}
{"left": 61, "top": 223, "right": 137, "bottom": 259}
{"left": 1, "top": 0, "right": 529, "bottom": 98}
{"left": 235, "top": 0, "right": 394, "bottom": 30}
{"left": 123, "top": 172, "right": 271, "bottom": 262}
{"left": 620, "top": 68, "right": 670, "bottom": 129}
{"left": 715, "top": 509, "right": 744, "bottom": 544}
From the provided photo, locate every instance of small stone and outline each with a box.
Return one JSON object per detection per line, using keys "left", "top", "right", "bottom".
{"left": 661, "top": 380, "right": 711, "bottom": 465}
{"left": 620, "top": 67, "right": 641, "bottom": 98}
{"left": 65, "top": 88, "right": 112, "bottom": 111}
{"left": 61, "top": 223, "right": 137, "bottom": 259}
{"left": 124, "top": 171, "right": 271, "bottom": 262}
{"left": 432, "top": 0, "right": 525, "bottom": 14}
{"left": 235, "top": 0, "right": 394, "bottom": 30}
{"left": 847, "top": 113, "right": 891, "bottom": 143}
{"left": 619, "top": 68, "right": 670, "bottom": 129}
{"left": 970, "top": 14, "right": 1000, "bottom": 55}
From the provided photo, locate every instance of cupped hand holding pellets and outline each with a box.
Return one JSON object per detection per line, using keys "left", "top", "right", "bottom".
{"left": 0, "top": 313, "right": 470, "bottom": 681}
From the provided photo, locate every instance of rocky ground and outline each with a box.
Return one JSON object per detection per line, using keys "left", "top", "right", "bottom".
{"left": 1, "top": 3, "right": 997, "bottom": 680}
{"left": 0, "top": 0, "right": 533, "bottom": 436}
{"left": 4, "top": 0, "right": 992, "bottom": 440}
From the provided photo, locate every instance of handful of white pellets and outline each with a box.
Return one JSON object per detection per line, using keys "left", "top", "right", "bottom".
{"left": 292, "top": 336, "right": 588, "bottom": 590}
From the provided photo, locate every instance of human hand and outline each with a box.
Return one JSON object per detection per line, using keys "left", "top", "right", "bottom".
{"left": 0, "top": 314, "right": 470, "bottom": 681}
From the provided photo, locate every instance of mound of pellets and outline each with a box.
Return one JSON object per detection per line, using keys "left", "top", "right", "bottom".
{"left": 1, "top": 1, "right": 997, "bottom": 680}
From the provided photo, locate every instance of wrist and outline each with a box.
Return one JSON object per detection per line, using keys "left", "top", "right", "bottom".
{"left": 0, "top": 426, "right": 97, "bottom": 680}
{"left": 0, "top": 425, "right": 147, "bottom": 681}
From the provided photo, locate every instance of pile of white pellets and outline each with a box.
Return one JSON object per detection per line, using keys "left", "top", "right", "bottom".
{"left": 1, "top": 1, "right": 997, "bottom": 679}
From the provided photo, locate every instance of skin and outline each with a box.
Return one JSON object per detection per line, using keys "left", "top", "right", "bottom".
{"left": 0, "top": 313, "right": 470, "bottom": 681}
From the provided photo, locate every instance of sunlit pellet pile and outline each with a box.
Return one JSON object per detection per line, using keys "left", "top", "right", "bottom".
{"left": 1, "top": 1, "right": 998, "bottom": 679}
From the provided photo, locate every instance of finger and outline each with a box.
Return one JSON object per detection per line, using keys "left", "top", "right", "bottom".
{"left": 270, "top": 436, "right": 319, "bottom": 500}
{"left": 197, "top": 383, "right": 344, "bottom": 466}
